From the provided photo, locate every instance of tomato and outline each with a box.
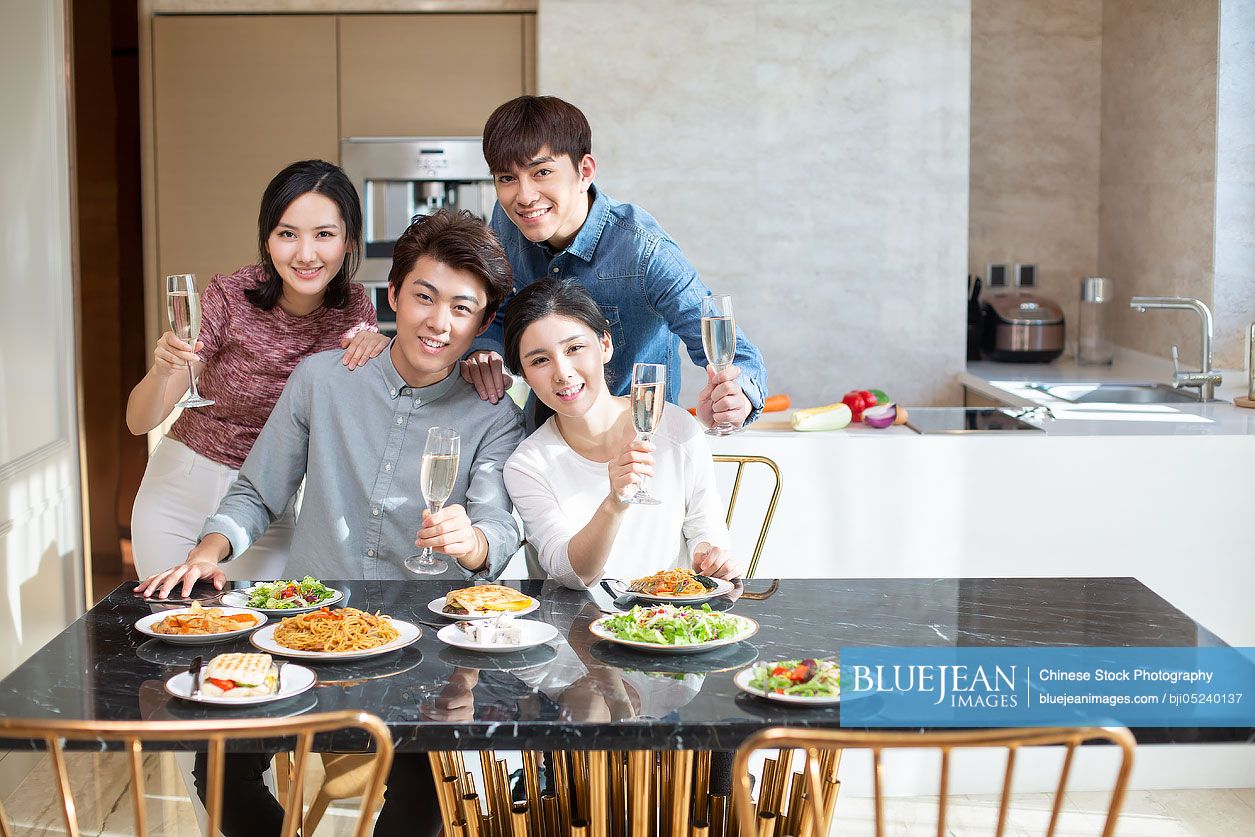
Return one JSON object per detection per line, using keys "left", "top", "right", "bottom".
{"left": 788, "top": 664, "right": 811, "bottom": 682}
{"left": 842, "top": 391, "right": 877, "bottom": 422}
{"left": 206, "top": 678, "right": 235, "bottom": 691}
{"left": 771, "top": 666, "right": 790, "bottom": 676}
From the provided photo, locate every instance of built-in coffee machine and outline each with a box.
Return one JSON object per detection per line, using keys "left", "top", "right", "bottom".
{"left": 341, "top": 137, "right": 496, "bottom": 333}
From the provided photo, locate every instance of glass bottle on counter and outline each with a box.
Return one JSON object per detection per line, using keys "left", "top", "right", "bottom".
{"left": 1078, "top": 276, "right": 1114, "bottom": 365}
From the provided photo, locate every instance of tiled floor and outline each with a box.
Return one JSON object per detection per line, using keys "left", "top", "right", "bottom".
{"left": 3, "top": 751, "right": 1254, "bottom": 835}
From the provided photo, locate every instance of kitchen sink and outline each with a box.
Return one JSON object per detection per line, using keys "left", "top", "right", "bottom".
{"left": 1029, "top": 383, "right": 1200, "bottom": 404}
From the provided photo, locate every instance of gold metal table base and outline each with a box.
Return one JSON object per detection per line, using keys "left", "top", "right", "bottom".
{"left": 427, "top": 748, "right": 840, "bottom": 837}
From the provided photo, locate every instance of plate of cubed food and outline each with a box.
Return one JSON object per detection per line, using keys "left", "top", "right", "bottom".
{"left": 436, "top": 612, "right": 558, "bottom": 654}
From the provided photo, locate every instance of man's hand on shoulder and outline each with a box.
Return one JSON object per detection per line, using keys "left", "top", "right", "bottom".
{"left": 697, "top": 364, "right": 752, "bottom": 429}
{"left": 460, "top": 350, "right": 512, "bottom": 404}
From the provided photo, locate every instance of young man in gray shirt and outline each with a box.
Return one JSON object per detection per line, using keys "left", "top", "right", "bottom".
{"left": 139, "top": 210, "right": 524, "bottom": 595}
{"left": 137, "top": 210, "right": 523, "bottom": 837}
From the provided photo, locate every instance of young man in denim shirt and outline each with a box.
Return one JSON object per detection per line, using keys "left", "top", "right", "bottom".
{"left": 460, "top": 95, "right": 769, "bottom": 431}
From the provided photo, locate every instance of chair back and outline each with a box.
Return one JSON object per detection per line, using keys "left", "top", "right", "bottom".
{"left": 713, "top": 454, "right": 782, "bottom": 580}
{"left": 0, "top": 710, "right": 393, "bottom": 837}
{"left": 732, "top": 726, "right": 1135, "bottom": 837}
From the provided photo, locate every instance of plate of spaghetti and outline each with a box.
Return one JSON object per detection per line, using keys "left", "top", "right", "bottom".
{"left": 135, "top": 603, "right": 267, "bottom": 645}
{"left": 606, "top": 569, "right": 735, "bottom": 604}
{"left": 249, "top": 607, "right": 421, "bottom": 661}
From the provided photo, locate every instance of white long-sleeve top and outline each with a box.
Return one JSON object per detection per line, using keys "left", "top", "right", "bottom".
{"left": 503, "top": 403, "right": 731, "bottom": 589}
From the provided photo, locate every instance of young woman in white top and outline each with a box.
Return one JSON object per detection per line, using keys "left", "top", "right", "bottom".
{"left": 501, "top": 278, "right": 740, "bottom": 589}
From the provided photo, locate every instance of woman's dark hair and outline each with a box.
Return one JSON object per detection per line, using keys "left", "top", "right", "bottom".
{"left": 245, "top": 160, "right": 363, "bottom": 311}
{"left": 387, "top": 210, "right": 514, "bottom": 324}
{"left": 482, "top": 96, "right": 592, "bottom": 174}
{"left": 502, "top": 277, "right": 610, "bottom": 375}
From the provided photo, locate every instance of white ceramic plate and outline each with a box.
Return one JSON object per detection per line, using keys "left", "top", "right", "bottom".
{"left": 426, "top": 595, "right": 540, "bottom": 621}
{"left": 733, "top": 666, "right": 842, "bottom": 706}
{"left": 588, "top": 613, "right": 758, "bottom": 655}
{"left": 436, "top": 619, "right": 559, "bottom": 654}
{"left": 164, "top": 664, "right": 317, "bottom": 706}
{"left": 220, "top": 585, "right": 345, "bottom": 615}
{"left": 134, "top": 607, "right": 267, "bottom": 645}
{"left": 605, "top": 576, "right": 736, "bottom": 605}
{"left": 249, "top": 617, "right": 421, "bottom": 661}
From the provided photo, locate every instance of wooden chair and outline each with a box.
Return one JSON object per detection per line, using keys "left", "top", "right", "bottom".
{"left": 731, "top": 726, "right": 1136, "bottom": 837}
{"left": 0, "top": 710, "right": 393, "bottom": 837}
{"left": 712, "top": 454, "right": 782, "bottom": 580}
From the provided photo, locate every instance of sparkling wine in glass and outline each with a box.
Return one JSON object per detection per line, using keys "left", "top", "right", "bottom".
{"left": 405, "top": 427, "right": 460, "bottom": 575}
{"left": 701, "top": 294, "right": 740, "bottom": 436}
{"left": 166, "top": 274, "right": 213, "bottom": 408}
{"left": 624, "top": 363, "right": 665, "bottom": 506}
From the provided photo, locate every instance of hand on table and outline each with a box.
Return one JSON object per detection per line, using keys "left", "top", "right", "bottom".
{"left": 697, "top": 364, "right": 751, "bottom": 429}
{"left": 134, "top": 535, "right": 231, "bottom": 599}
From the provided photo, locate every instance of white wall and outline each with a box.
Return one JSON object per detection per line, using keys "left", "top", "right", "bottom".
{"left": 537, "top": 0, "right": 971, "bottom": 409}
{"left": 0, "top": 0, "right": 84, "bottom": 797}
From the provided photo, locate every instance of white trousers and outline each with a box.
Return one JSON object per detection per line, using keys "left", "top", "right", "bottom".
{"left": 131, "top": 436, "right": 294, "bottom": 580}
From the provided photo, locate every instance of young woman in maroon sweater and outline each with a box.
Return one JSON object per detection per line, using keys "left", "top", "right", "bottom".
{"left": 126, "top": 159, "right": 388, "bottom": 579}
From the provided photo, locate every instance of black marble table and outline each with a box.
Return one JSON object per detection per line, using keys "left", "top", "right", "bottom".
{"left": 0, "top": 578, "right": 1249, "bottom": 752}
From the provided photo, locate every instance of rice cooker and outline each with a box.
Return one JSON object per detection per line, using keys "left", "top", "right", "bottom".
{"left": 980, "top": 292, "right": 1065, "bottom": 363}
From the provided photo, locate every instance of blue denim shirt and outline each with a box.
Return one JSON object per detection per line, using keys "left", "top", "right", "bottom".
{"left": 473, "top": 185, "right": 769, "bottom": 422}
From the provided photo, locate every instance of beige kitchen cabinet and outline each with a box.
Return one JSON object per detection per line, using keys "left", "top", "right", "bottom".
{"left": 338, "top": 14, "right": 529, "bottom": 138}
{"left": 150, "top": 15, "right": 340, "bottom": 296}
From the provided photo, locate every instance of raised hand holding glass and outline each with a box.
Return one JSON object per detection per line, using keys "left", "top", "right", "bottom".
{"left": 624, "top": 363, "right": 665, "bottom": 506}
{"left": 405, "top": 427, "right": 460, "bottom": 575}
{"left": 701, "top": 294, "right": 740, "bottom": 436}
{"left": 167, "top": 274, "right": 213, "bottom": 408}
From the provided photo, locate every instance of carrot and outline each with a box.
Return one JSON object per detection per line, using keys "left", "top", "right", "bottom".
{"left": 764, "top": 394, "right": 791, "bottom": 412}
{"left": 687, "top": 406, "right": 698, "bottom": 416}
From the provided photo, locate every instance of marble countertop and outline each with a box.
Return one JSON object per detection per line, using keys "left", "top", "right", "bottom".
{"left": 0, "top": 579, "right": 1247, "bottom": 752}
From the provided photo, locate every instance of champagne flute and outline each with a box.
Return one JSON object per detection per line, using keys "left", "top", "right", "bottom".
{"left": 405, "top": 427, "right": 461, "bottom": 575}
{"left": 167, "top": 274, "right": 214, "bottom": 408}
{"left": 624, "top": 363, "right": 665, "bottom": 506}
{"left": 701, "top": 294, "right": 740, "bottom": 436}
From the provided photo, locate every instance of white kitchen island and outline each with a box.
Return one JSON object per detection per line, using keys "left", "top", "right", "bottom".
{"left": 709, "top": 349, "right": 1254, "bottom": 647}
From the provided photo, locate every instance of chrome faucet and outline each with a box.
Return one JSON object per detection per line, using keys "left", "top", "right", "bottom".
{"left": 1128, "top": 297, "right": 1222, "bottom": 401}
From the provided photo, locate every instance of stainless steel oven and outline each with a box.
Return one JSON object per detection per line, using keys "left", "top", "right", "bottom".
{"left": 342, "top": 137, "right": 496, "bottom": 334}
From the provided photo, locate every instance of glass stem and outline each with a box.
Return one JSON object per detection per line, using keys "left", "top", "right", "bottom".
{"left": 637, "top": 433, "right": 651, "bottom": 495}
{"left": 186, "top": 361, "right": 198, "bottom": 399}
{"left": 421, "top": 501, "right": 443, "bottom": 560}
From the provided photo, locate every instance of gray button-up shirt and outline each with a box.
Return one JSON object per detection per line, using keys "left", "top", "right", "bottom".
{"left": 201, "top": 345, "right": 524, "bottom": 580}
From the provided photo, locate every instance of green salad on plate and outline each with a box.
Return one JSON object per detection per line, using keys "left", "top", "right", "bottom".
{"left": 599, "top": 604, "right": 744, "bottom": 646}
{"left": 246, "top": 577, "right": 335, "bottom": 610}
{"left": 748, "top": 658, "right": 840, "bottom": 698}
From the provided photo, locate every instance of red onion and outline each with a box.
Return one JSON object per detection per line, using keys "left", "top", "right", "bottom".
{"left": 862, "top": 403, "right": 897, "bottom": 429}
